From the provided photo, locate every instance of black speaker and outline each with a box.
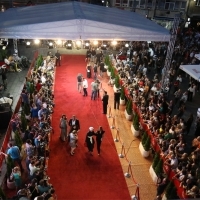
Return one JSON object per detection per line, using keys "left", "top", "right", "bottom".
{"left": 0, "top": 103, "right": 12, "bottom": 129}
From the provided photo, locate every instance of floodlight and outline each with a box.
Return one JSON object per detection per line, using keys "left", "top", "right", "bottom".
{"left": 93, "top": 40, "right": 98, "bottom": 46}
{"left": 26, "top": 41, "right": 31, "bottom": 46}
{"left": 56, "top": 40, "right": 62, "bottom": 45}
{"left": 65, "top": 40, "right": 72, "bottom": 49}
{"left": 112, "top": 40, "right": 117, "bottom": 46}
{"left": 125, "top": 43, "right": 129, "bottom": 48}
{"left": 34, "top": 39, "right": 40, "bottom": 45}
{"left": 48, "top": 41, "right": 54, "bottom": 49}
{"left": 76, "top": 40, "right": 82, "bottom": 46}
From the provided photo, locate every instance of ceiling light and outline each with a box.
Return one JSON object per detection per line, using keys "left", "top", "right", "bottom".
{"left": 26, "top": 41, "right": 31, "bottom": 46}
{"left": 34, "top": 39, "right": 40, "bottom": 44}
{"left": 49, "top": 42, "right": 53, "bottom": 46}
{"left": 76, "top": 40, "right": 82, "bottom": 46}
{"left": 56, "top": 40, "right": 62, "bottom": 45}
{"left": 112, "top": 40, "right": 117, "bottom": 46}
{"left": 125, "top": 43, "right": 129, "bottom": 48}
{"left": 93, "top": 40, "right": 98, "bottom": 46}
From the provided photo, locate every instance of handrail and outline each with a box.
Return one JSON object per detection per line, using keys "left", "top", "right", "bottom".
{"left": 0, "top": 51, "right": 38, "bottom": 171}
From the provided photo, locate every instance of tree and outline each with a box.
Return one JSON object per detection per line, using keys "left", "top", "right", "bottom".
{"left": 143, "top": 135, "right": 151, "bottom": 151}
{"left": 126, "top": 99, "right": 132, "bottom": 115}
{"left": 120, "top": 86, "right": 125, "bottom": 100}
{"left": 114, "top": 74, "right": 120, "bottom": 88}
{"left": 155, "top": 159, "right": 163, "bottom": 176}
{"left": 141, "top": 131, "right": 148, "bottom": 146}
{"left": 152, "top": 153, "right": 160, "bottom": 170}
{"left": 133, "top": 113, "right": 139, "bottom": 131}
{"left": 6, "top": 155, "right": 15, "bottom": 182}
{"left": 110, "top": 67, "right": 115, "bottom": 79}
{"left": 165, "top": 181, "right": 178, "bottom": 199}
{"left": 14, "top": 130, "right": 23, "bottom": 151}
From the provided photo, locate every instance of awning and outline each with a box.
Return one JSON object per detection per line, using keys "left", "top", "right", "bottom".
{"left": 179, "top": 64, "right": 200, "bottom": 81}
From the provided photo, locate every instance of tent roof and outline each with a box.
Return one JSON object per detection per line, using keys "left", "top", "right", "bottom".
{"left": 180, "top": 65, "right": 200, "bottom": 81}
{"left": 195, "top": 54, "right": 200, "bottom": 60}
{"left": 0, "top": 1, "right": 170, "bottom": 41}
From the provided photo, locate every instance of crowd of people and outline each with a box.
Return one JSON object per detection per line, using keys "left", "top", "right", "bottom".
{"left": 1, "top": 54, "right": 56, "bottom": 200}
{"left": 113, "top": 26, "right": 200, "bottom": 199}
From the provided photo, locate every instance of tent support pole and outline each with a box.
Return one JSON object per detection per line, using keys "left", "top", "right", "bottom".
{"left": 13, "top": 39, "right": 18, "bottom": 56}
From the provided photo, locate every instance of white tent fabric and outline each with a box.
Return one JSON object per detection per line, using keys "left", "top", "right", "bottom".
{"left": 195, "top": 54, "right": 200, "bottom": 60}
{"left": 180, "top": 65, "right": 200, "bottom": 81}
{"left": 0, "top": 2, "right": 170, "bottom": 41}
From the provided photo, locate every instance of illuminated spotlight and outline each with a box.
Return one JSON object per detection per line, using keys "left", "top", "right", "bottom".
{"left": 76, "top": 40, "right": 82, "bottom": 50}
{"left": 84, "top": 40, "right": 90, "bottom": 49}
{"left": 48, "top": 41, "right": 54, "bottom": 49}
{"left": 26, "top": 41, "right": 31, "bottom": 48}
{"left": 111, "top": 40, "right": 117, "bottom": 46}
{"left": 93, "top": 40, "right": 98, "bottom": 46}
{"left": 125, "top": 43, "right": 129, "bottom": 48}
{"left": 101, "top": 41, "right": 107, "bottom": 50}
{"left": 56, "top": 40, "right": 62, "bottom": 45}
{"left": 34, "top": 39, "right": 40, "bottom": 45}
{"left": 65, "top": 40, "right": 72, "bottom": 49}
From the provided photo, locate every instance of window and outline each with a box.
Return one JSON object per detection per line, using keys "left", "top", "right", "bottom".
{"left": 196, "top": 0, "right": 200, "bottom": 6}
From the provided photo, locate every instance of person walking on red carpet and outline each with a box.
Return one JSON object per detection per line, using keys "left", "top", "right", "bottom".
{"left": 55, "top": 50, "right": 61, "bottom": 66}
{"left": 94, "top": 126, "right": 105, "bottom": 155}
{"left": 91, "top": 80, "right": 98, "bottom": 100}
{"left": 82, "top": 77, "right": 88, "bottom": 96}
{"left": 68, "top": 115, "right": 80, "bottom": 133}
{"left": 77, "top": 73, "right": 83, "bottom": 93}
{"left": 59, "top": 114, "right": 68, "bottom": 142}
{"left": 102, "top": 91, "right": 109, "bottom": 114}
{"left": 69, "top": 130, "right": 78, "bottom": 156}
{"left": 85, "top": 127, "right": 95, "bottom": 155}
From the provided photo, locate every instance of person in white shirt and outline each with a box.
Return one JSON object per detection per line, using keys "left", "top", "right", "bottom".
{"left": 82, "top": 78, "right": 88, "bottom": 96}
{"left": 29, "top": 160, "right": 40, "bottom": 179}
{"left": 176, "top": 75, "right": 182, "bottom": 83}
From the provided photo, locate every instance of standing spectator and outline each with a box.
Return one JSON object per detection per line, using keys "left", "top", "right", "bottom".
{"left": 99, "top": 61, "right": 105, "bottom": 77}
{"left": 30, "top": 103, "right": 38, "bottom": 121}
{"left": 156, "top": 178, "right": 168, "bottom": 200}
{"left": 188, "top": 85, "right": 195, "bottom": 102}
{"left": 59, "top": 114, "right": 68, "bottom": 142}
{"left": 93, "top": 63, "right": 98, "bottom": 79}
{"left": 179, "top": 91, "right": 187, "bottom": 108}
{"left": 102, "top": 90, "right": 109, "bottom": 114}
{"left": 91, "top": 48, "right": 96, "bottom": 63}
{"left": 85, "top": 48, "right": 92, "bottom": 62}
{"left": 3, "top": 143, "right": 24, "bottom": 172}
{"left": 86, "top": 63, "right": 92, "bottom": 78}
{"left": 91, "top": 80, "right": 98, "bottom": 100}
{"left": 186, "top": 114, "right": 194, "bottom": 135}
{"left": 1, "top": 66, "right": 7, "bottom": 90}
{"left": 96, "top": 51, "right": 103, "bottom": 65}
{"left": 174, "top": 89, "right": 181, "bottom": 105}
{"left": 96, "top": 79, "right": 102, "bottom": 98}
{"left": 77, "top": 73, "right": 83, "bottom": 93}
{"left": 114, "top": 89, "right": 121, "bottom": 110}
{"left": 176, "top": 75, "right": 182, "bottom": 84}
{"left": 68, "top": 115, "right": 80, "bottom": 133}
{"left": 55, "top": 50, "right": 61, "bottom": 66}
{"left": 82, "top": 78, "right": 88, "bottom": 97}
{"left": 36, "top": 80, "right": 42, "bottom": 93}
{"left": 85, "top": 127, "right": 95, "bottom": 155}
{"left": 94, "top": 126, "right": 105, "bottom": 155}
{"left": 69, "top": 130, "right": 78, "bottom": 156}
{"left": 12, "top": 166, "right": 22, "bottom": 190}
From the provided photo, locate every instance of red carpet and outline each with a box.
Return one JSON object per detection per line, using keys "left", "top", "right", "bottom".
{"left": 48, "top": 55, "right": 130, "bottom": 200}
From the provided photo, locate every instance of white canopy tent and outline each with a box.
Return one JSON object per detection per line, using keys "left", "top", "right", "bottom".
{"left": 195, "top": 54, "right": 200, "bottom": 60}
{"left": 0, "top": 1, "right": 170, "bottom": 41}
{"left": 180, "top": 64, "right": 200, "bottom": 81}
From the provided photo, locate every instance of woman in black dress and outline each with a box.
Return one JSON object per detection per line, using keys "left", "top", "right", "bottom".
{"left": 94, "top": 126, "right": 105, "bottom": 155}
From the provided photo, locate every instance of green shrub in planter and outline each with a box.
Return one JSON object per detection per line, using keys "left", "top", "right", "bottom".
{"left": 152, "top": 153, "right": 160, "bottom": 171}
{"left": 120, "top": 86, "right": 125, "bottom": 100}
{"left": 143, "top": 135, "right": 151, "bottom": 151}
{"left": 35, "top": 55, "right": 43, "bottom": 70}
{"left": 14, "top": 130, "right": 23, "bottom": 151}
{"left": 155, "top": 159, "right": 163, "bottom": 176}
{"left": 126, "top": 99, "right": 133, "bottom": 115}
{"left": 141, "top": 131, "right": 148, "bottom": 145}
{"left": 165, "top": 181, "right": 178, "bottom": 199}
{"left": 133, "top": 113, "right": 139, "bottom": 131}
{"left": 114, "top": 75, "right": 120, "bottom": 88}
{"left": 6, "top": 155, "right": 15, "bottom": 182}
{"left": 21, "top": 111, "right": 28, "bottom": 132}
{"left": 111, "top": 67, "right": 115, "bottom": 79}
{"left": 23, "top": 103, "right": 30, "bottom": 116}
{"left": 0, "top": 187, "right": 6, "bottom": 199}
{"left": 104, "top": 55, "right": 110, "bottom": 66}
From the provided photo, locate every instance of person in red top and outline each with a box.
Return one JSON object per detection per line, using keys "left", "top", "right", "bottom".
{"left": 36, "top": 80, "right": 42, "bottom": 92}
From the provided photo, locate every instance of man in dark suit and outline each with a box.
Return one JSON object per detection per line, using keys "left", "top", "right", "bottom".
{"left": 102, "top": 91, "right": 109, "bottom": 114}
{"left": 55, "top": 50, "right": 61, "bottom": 66}
{"left": 68, "top": 115, "right": 80, "bottom": 133}
{"left": 114, "top": 89, "right": 121, "bottom": 110}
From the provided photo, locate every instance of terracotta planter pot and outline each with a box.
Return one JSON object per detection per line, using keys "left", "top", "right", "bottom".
{"left": 139, "top": 142, "right": 150, "bottom": 158}
{"left": 120, "top": 98, "right": 125, "bottom": 105}
{"left": 124, "top": 109, "right": 132, "bottom": 121}
{"left": 149, "top": 165, "right": 158, "bottom": 184}
{"left": 131, "top": 124, "right": 140, "bottom": 137}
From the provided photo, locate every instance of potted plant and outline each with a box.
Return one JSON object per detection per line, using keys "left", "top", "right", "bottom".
{"left": 113, "top": 74, "right": 120, "bottom": 92}
{"left": 120, "top": 86, "right": 125, "bottom": 105}
{"left": 35, "top": 55, "right": 43, "bottom": 70}
{"left": 14, "top": 130, "right": 23, "bottom": 151}
{"left": 0, "top": 187, "right": 6, "bottom": 199}
{"left": 149, "top": 153, "right": 161, "bottom": 183}
{"left": 131, "top": 113, "right": 140, "bottom": 137}
{"left": 104, "top": 55, "right": 110, "bottom": 68}
{"left": 163, "top": 181, "right": 178, "bottom": 200}
{"left": 107, "top": 63, "right": 112, "bottom": 77}
{"left": 23, "top": 103, "right": 31, "bottom": 120}
{"left": 139, "top": 132, "right": 150, "bottom": 157}
{"left": 125, "top": 99, "right": 133, "bottom": 121}
{"left": 20, "top": 111, "right": 28, "bottom": 132}
{"left": 6, "top": 155, "right": 15, "bottom": 189}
